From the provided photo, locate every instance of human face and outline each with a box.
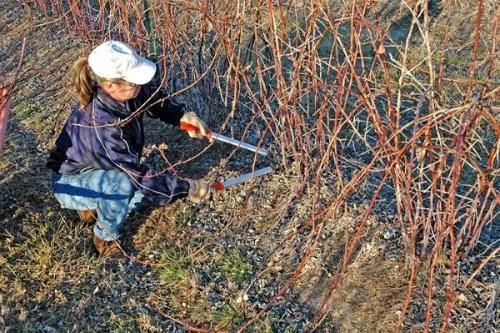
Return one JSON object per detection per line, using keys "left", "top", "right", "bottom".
{"left": 101, "top": 81, "right": 141, "bottom": 102}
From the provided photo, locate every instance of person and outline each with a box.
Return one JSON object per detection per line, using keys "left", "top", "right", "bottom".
{"left": 47, "top": 41, "right": 210, "bottom": 257}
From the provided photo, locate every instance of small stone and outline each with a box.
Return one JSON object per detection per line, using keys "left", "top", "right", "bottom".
{"left": 383, "top": 228, "right": 397, "bottom": 239}
{"left": 273, "top": 265, "right": 283, "bottom": 272}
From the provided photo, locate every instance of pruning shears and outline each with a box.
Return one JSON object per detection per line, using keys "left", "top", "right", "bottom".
{"left": 211, "top": 166, "right": 273, "bottom": 191}
{"left": 180, "top": 122, "right": 268, "bottom": 156}
{"left": 180, "top": 121, "right": 273, "bottom": 191}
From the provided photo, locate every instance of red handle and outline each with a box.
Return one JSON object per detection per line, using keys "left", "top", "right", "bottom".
{"left": 180, "top": 122, "right": 212, "bottom": 138}
{"left": 211, "top": 181, "right": 225, "bottom": 191}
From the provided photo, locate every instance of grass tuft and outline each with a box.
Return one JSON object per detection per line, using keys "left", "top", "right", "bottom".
{"left": 220, "top": 250, "right": 253, "bottom": 285}
{"left": 156, "top": 248, "right": 190, "bottom": 286}
{"left": 212, "top": 301, "right": 245, "bottom": 331}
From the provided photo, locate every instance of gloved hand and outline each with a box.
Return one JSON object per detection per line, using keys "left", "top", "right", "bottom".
{"left": 180, "top": 112, "right": 208, "bottom": 139}
{"left": 187, "top": 179, "right": 210, "bottom": 203}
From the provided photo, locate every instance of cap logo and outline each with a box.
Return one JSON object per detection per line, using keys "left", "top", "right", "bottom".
{"left": 110, "top": 44, "right": 138, "bottom": 77}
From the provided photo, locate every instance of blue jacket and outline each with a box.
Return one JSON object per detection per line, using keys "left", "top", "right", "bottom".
{"left": 47, "top": 84, "right": 190, "bottom": 205}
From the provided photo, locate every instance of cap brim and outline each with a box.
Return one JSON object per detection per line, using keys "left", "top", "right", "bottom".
{"left": 123, "top": 56, "right": 156, "bottom": 85}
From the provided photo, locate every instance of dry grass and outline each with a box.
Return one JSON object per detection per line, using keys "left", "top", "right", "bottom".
{"left": 330, "top": 258, "right": 406, "bottom": 332}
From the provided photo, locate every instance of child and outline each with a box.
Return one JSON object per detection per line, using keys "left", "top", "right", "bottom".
{"left": 47, "top": 41, "right": 210, "bottom": 257}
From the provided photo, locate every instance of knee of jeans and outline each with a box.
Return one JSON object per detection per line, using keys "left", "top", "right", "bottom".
{"left": 106, "top": 170, "right": 135, "bottom": 196}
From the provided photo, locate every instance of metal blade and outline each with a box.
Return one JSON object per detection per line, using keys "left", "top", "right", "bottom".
{"left": 221, "top": 166, "right": 273, "bottom": 188}
{"left": 212, "top": 132, "right": 268, "bottom": 156}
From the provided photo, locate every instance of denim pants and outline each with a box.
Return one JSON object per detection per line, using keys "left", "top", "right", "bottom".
{"left": 52, "top": 169, "right": 151, "bottom": 241}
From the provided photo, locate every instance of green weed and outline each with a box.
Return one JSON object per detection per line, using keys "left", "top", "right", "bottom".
{"left": 13, "top": 100, "right": 43, "bottom": 119}
{"left": 173, "top": 207, "right": 192, "bottom": 226}
{"left": 12, "top": 100, "right": 48, "bottom": 132}
{"left": 211, "top": 301, "right": 245, "bottom": 331}
{"left": 220, "top": 250, "right": 252, "bottom": 285}
{"left": 253, "top": 317, "right": 275, "bottom": 333}
{"left": 156, "top": 248, "right": 190, "bottom": 286}
{"left": 188, "top": 297, "right": 212, "bottom": 325}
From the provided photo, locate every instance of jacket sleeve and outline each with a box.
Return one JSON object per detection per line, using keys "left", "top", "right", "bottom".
{"left": 141, "top": 84, "right": 185, "bottom": 126}
{"left": 94, "top": 124, "right": 190, "bottom": 206}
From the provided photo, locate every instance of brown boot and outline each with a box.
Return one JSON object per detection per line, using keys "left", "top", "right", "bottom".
{"left": 93, "top": 235, "right": 121, "bottom": 258}
{"left": 78, "top": 210, "right": 97, "bottom": 225}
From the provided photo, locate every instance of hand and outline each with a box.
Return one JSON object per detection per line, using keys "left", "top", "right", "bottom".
{"left": 187, "top": 179, "right": 210, "bottom": 203}
{"left": 180, "top": 112, "right": 209, "bottom": 139}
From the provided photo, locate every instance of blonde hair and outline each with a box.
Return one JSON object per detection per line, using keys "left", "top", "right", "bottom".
{"left": 71, "top": 58, "right": 128, "bottom": 108}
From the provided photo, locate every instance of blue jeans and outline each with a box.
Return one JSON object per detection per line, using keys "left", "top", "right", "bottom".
{"left": 52, "top": 169, "right": 151, "bottom": 241}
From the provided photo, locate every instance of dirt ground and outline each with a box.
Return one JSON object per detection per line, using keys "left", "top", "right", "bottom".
{"left": 0, "top": 1, "right": 497, "bottom": 332}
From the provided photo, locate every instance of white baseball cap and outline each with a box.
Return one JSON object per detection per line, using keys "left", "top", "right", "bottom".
{"left": 88, "top": 41, "right": 156, "bottom": 85}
